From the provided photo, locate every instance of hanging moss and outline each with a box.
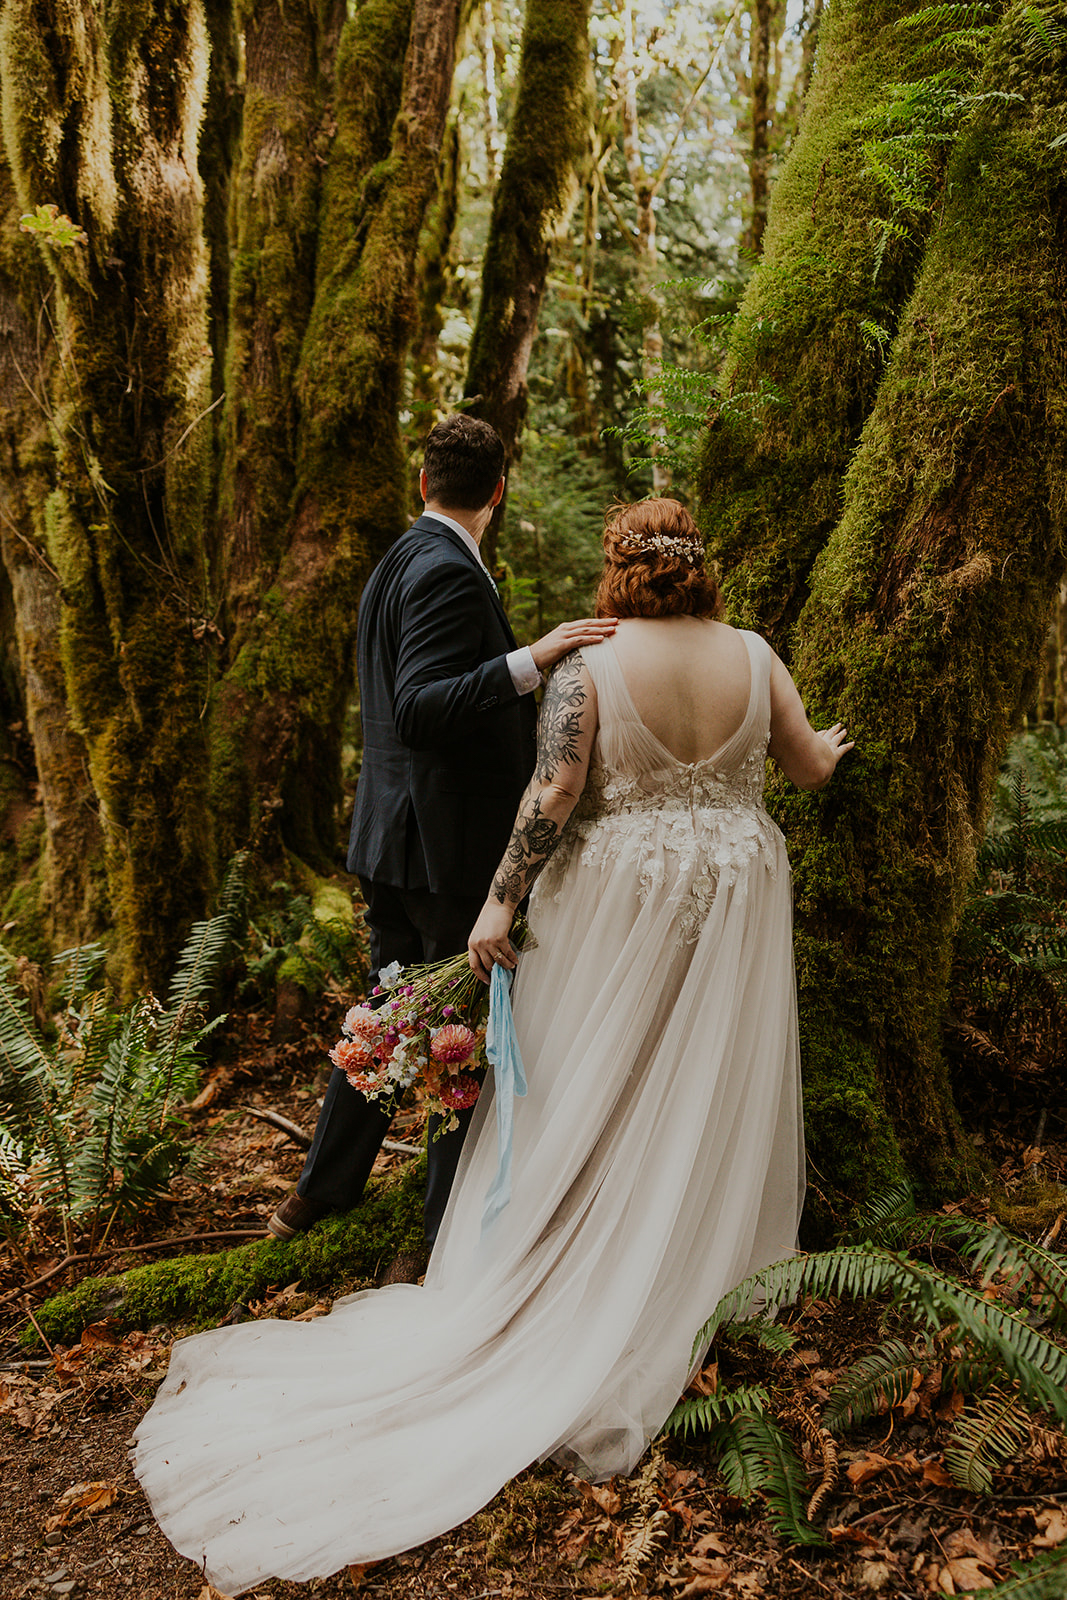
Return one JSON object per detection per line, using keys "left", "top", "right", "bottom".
{"left": 464, "top": 0, "right": 592, "bottom": 567}
{"left": 27, "top": 1158, "right": 427, "bottom": 1347}
{"left": 780, "top": 2, "right": 1067, "bottom": 1212}
{"left": 698, "top": 0, "right": 985, "bottom": 654}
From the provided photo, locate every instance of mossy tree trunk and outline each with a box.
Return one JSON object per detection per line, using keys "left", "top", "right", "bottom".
{"left": 464, "top": 0, "right": 592, "bottom": 565}
{"left": 699, "top": 0, "right": 956, "bottom": 654}
{"left": 0, "top": 0, "right": 216, "bottom": 991}
{"left": 0, "top": 165, "right": 103, "bottom": 947}
{"left": 762, "top": 5, "right": 1067, "bottom": 1210}
{"left": 210, "top": 0, "right": 346, "bottom": 862}
{"left": 212, "top": 0, "right": 460, "bottom": 867}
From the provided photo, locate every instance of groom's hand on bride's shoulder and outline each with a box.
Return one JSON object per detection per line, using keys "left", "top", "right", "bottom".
{"left": 529, "top": 617, "right": 618, "bottom": 673}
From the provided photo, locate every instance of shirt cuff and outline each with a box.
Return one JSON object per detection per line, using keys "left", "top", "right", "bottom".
{"left": 506, "top": 647, "right": 542, "bottom": 696}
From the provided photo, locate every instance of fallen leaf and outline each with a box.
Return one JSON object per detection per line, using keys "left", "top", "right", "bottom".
{"left": 921, "top": 1460, "right": 955, "bottom": 1487}
{"left": 679, "top": 1564, "right": 730, "bottom": 1597}
{"left": 580, "top": 1481, "right": 622, "bottom": 1517}
{"left": 828, "top": 1524, "right": 882, "bottom": 1551}
{"left": 691, "top": 1532, "right": 729, "bottom": 1557}
{"left": 44, "top": 1479, "right": 120, "bottom": 1531}
{"left": 943, "top": 1556, "right": 995, "bottom": 1590}
{"left": 347, "top": 1563, "right": 374, "bottom": 1589}
{"left": 1033, "top": 1506, "right": 1067, "bottom": 1548}
{"left": 197, "top": 1586, "right": 235, "bottom": 1600}
{"left": 846, "top": 1451, "right": 896, "bottom": 1487}
{"left": 80, "top": 1319, "right": 122, "bottom": 1349}
{"left": 945, "top": 1528, "right": 1000, "bottom": 1565}
{"left": 859, "top": 1561, "right": 893, "bottom": 1592}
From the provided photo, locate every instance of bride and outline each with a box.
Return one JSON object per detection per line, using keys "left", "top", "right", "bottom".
{"left": 133, "top": 498, "right": 851, "bottom": 1594}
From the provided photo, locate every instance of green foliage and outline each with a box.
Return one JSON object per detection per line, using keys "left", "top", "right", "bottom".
{"left": 952, "top": 726, "right": 1067, "bottom": 1066}
{"left": 18, "top": 202, "right": 87, "bottom": 248}
{"left": 669, "top": 1197, "right": 1067, "bottom": 1542}
{"left": 983, "top": 1550, "right": 1067, "bottom": 1598}
{"left": 242, "top": 876, "right": 365, "bottom": 999}
{"left": 0, "top": 857, "right": 247, "bottom": 1249}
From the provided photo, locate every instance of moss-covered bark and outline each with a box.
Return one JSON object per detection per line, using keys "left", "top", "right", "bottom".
{"left": 212, "top": 0, "right": 460, "bottom": 867}
{"left": 28, "top": 1159, "right": 426, "bottom": 1344}
{"left": 211, "top": 0, "right": 346, "bottom": 861}
{"left": 0, "top": 0, "right": 215, "bottom": 988}
{"left": 780, "top": 4, "right": 1067, "bottom": 1209}
{"left": 0, "top": 162, "right": 104, "bottom": 946}
{"left": 699, "top": 0, "right": 968, "bottom": 653}
{"left": 464, "top": 0, "right": 592, "bottom": 565}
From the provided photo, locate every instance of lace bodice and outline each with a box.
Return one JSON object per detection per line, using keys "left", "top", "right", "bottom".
{"left": 536, "top": 631, "right": 784, "bottom": 941}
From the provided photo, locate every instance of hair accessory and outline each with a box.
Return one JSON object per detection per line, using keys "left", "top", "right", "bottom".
{"left": 619, "top": 531, "right": 705, "bottom": 565}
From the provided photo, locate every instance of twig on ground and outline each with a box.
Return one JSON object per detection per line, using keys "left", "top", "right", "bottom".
{"left": 241, "top": 1105, "right": 313, "bottom": 1147}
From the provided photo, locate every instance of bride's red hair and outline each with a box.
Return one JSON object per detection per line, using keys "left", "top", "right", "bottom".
{"left": 594, "top": 500, "right": 722, "bottom": 620}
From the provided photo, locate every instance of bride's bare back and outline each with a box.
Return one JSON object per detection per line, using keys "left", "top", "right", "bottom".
{"left": 609, "top": 616, "right": 753, "bottom": 765}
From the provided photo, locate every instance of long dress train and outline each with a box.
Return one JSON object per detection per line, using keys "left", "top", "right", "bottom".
{"left": 132, "top": 630, "right": 804, "bottom": 1594}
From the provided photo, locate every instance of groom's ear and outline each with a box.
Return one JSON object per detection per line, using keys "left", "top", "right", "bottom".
{"left": 419, "top": 467, "right": 429, "bottom": 502}
{"left": 489, "top": 477, "right": 505, "bottom": 509}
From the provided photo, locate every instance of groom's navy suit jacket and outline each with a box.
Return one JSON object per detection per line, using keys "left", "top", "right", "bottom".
{"left": 347, "top": 514, "right": 537, "bottom": 899}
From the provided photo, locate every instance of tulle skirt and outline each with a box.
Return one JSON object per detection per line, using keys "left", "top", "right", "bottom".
{"left": 133, "top": 825, "right": 803, "bottom": 1594}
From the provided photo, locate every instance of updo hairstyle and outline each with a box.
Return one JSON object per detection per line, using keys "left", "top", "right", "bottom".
{"left": 594, "top": 500, "right": 722, "bottom": 620}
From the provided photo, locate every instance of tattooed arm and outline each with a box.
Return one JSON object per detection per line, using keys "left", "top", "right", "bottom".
{"left": 468, "top": 650, "right": 598, "bottom": 981}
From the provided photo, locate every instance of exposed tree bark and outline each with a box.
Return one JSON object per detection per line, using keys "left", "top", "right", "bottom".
{"left": 699, "top": 0, "right": 954, "bottom": 655}
{"left": 1037, "top": 581, "right": 1065, "bottom": 723}
{"left": 739, "top": 0, "right": 775, "bottom": 258}
{"left": 774, "top": 5, "right": 1067, "bottom": 1211}
{"left": 464, "top": 0, "right": 592, "bottom": 566}
{"left": 411, "top": 115, "right": 461, "bottom": 427}
{"left": 0, "top": 0, "right": 216, "bottom": 990}
{"left": 213, "top": 0, "right": 460, "bottom": 866}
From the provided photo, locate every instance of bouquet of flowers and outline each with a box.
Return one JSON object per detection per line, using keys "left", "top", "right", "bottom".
{"left": 329, "top": 924, "right": 531, "bottom": 1131}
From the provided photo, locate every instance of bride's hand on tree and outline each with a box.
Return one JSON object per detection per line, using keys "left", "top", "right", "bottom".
{"left": 816, "top": 722, "right": 854, "bottom": 765}
{"left": 469, "top": 902, "right": 518, "bottom": 984}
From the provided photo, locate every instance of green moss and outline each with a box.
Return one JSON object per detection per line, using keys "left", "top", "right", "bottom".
{"left": 697, "top": 0, "right": 964, "bottom": 654}
{"left": 28, "top": 1157, "right": 427, "bottom": 1348}
{"left": 763, "top": 5, "right": 1067, "bottom": 1204}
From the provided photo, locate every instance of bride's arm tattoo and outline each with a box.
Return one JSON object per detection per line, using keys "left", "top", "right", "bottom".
{"left": 490, "top": 794, "right": 560, "bottom": 905}
{"left": 534, "top": 652, "right": 587, "bottom": 782}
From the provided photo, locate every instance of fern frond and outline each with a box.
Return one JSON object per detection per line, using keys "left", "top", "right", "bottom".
{"left": 165, "top": 852, "right": 249, "bottom": 1012}
{"left": 944, "top": 1389, "right": 1036, "bottom": 1494}
{"left": 982, "top": 1549, "right": 1067, "bottom": 1598}
{"left": 691, "top": 1247, "right": 1067, "bottom": 1425}
{"left": 664, "top": 1384, "right": 771, "bottom": 1440}
{"left": 708, "top": 1413, "right": 823, "bottom": 1546}
{"left": 52, "top": 943, "right": 108, "bottom": 1006}
{"left": 720, "top": 1314, "right": 797, "bottom": 1354}
{"left": 823, "top": 1339, "right": 928, "bottom": 1434}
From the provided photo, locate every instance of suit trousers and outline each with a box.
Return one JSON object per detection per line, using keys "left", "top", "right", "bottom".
{"left": 296, "top": 879, "right": 485, "bottom": 1247}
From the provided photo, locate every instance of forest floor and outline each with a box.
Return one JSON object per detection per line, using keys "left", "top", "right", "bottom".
{"left": 0, "top": 987, "right": 1065, "bottom": 1600}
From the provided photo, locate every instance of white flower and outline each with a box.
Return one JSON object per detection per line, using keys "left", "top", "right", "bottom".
{"left": 378, "top": 961, "right": 403, "bottom": 988}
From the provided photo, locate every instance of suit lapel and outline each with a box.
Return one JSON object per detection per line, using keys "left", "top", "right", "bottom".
{"left": 414, "top": 515, "right": 518, "bottom": 647}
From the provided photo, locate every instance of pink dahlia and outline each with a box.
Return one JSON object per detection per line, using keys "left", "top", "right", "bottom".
{"left": 330, "top": 1036, "right": 374, "bottom": 1073}
{"left": 438, "top": 1073, "right": 480, "bottom": 1111}
{"left": 430, "top": 1023, "right": 477, "bottom": 1065}
{"left": 343, "top": 1005, "right": 382, "bottom": 1042}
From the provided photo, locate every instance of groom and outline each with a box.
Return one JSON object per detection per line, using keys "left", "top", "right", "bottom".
{"left": 269, "top": 415, "right": 615, "bottom": 1250}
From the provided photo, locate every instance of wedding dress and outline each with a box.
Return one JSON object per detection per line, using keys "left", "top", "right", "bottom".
{"left": 133, "top": 629, "right": 804, "bottom": 1594}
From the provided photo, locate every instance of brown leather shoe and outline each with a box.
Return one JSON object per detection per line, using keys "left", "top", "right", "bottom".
{"left": 267, "top": 1192, "right": 330, "bottom": 1241}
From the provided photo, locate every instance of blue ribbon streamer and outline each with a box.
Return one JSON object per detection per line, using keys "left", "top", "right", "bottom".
{"left": 481, "top": 962, "right": 528, "bottom": 1236}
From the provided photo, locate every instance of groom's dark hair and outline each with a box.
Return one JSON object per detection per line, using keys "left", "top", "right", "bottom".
{"left": 423, "top": 415, "right": 505, "bottom": 510}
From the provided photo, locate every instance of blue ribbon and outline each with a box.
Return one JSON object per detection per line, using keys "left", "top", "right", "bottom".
{"left": 481, "top": 962, "right": 528, "bottom": 1236}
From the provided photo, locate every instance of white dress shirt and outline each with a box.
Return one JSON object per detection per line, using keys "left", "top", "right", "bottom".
{"left": 427, "top": 510, "right": 541, "bottom": 696}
